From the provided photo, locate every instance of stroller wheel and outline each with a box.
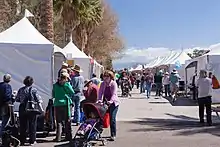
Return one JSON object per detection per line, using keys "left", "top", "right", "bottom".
{"left": 83, "top": 142, "right": 92, "bottom": 147}
{"left": 102, "top": 139, "right": 107, "bottom": 146}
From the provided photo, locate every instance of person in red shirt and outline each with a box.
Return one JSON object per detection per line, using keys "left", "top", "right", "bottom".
{"left": 81, "top": 80, "right": 98, "bottom": 105}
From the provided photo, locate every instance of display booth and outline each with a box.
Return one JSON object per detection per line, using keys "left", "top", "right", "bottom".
{"left": 0, "top": 17, "right": 54, "bottom": 110}
{"left": 63, "top": 40, "right": 91, "bottom": 79}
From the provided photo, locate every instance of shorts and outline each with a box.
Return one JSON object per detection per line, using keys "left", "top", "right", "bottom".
{"left": 171, "top": 83, "right": 179, "bottom": 92}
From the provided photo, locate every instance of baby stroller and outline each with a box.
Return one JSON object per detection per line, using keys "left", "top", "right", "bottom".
{"left": 121, "top": 78, "right": 132, "bottom": 97}
{"left": 73, "top": 103, "right": 108, "bottom": 147}
{"left": 1, "top": 104, "right": 20, "bottom": 147}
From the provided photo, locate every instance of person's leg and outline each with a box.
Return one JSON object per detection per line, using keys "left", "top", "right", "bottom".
{"left": 109, "top": 104, "right": 119, "bottom": 139}
{"left": 73, "top": 96, "right": 81, "bottom": 124}
{"left": 198, "top": 98, "right": 205, "bottom": 123}
{"left": 19, "top": 106, "right": 28, "bottom": 144}
{"left": 28, "top": 114, "right": 37, "bottom": 144}
{"left": 158, "top": 83, "right": 162, "bottom": 96}
{"left": 63, "top": 105, "right": 72, "bottom": 141}
{"left": 164, "top": 85, "right": 168, "bottom": 97}
{"left": 205, "top": 96, "right": 212, "bottom": 125}
{"left": 0, "top": 114, "right": 10, "bottom": 137}
{"left": 55, "top": 106, "right": 63, "bottom": 141}
{"left": 148, "top": 83, "right": 152, "bottom": 97}
{"left": 146, "top": 84, "right": 149, "bottom": 97}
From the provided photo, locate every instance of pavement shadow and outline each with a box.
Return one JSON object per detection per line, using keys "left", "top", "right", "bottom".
{"left": 163, "top": 96, "right": 197, "bottom": 106}
{"left": 149, "top": 102, "right": 170, "bottom": 104}
{"left": 128, "top": 114, "right": 220, "bottom": 137}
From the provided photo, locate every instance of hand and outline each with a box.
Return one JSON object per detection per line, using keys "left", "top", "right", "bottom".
{"left": 107, "top": 101, "right": 112, "bottom": 105}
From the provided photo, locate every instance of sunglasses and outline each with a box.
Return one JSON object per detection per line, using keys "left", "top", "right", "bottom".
{"left": 103, "top": 74, "right": 110, "bottom": 77}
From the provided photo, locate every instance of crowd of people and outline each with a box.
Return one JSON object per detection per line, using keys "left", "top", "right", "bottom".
{"left": 0, "top": 63, "right": 216, "bottom": 146}
{"left": 0, "top": 62, "right": 120, "bottom": 146}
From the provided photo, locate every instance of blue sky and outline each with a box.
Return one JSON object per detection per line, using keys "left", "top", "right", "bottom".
{"left": 109, "top": 0, "right": 220, "bottom": 68}
{"left": 109, "top": 0, "right": 220, "bottom": 49}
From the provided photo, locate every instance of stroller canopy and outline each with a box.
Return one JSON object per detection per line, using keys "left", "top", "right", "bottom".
{"left": 83, "top": 103, "right": 108, "bottom": 120}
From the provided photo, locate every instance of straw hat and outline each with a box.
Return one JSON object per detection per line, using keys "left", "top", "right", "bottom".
{"left": 3, "top": 74, "right": 11, "bottom": 82}
{"left": 84, "top": 79, "right": 92, "bottom": 87}
{"left": 61, "top": 72, "right": 70, "bottom": 79}
{"left": 165, "top": 72, "right": 169, "bottom": 75}
{"left": 72, "top": 64, "right": 83, "bottom": 73}
{"left": 62, "top": 62, "right": 68, "bottom": 67}
{"left": 172, "top": 69, "right": 178, "bottom": 74}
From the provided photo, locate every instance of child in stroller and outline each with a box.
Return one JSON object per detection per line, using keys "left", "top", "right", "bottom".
{"left": 73, "top": 103, "right": 108, "bottom": 147}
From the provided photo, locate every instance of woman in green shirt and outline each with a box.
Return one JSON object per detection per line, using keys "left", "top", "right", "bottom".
{"left": 52, "top": 73, "right": 75, "bottom": 142}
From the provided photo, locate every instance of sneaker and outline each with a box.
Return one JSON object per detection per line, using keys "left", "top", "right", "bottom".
{"left": 30, "top": 141, "right": 37, "bottom": 146}
{"left": 109, "top": 136, "right": 115, "bottom": 141}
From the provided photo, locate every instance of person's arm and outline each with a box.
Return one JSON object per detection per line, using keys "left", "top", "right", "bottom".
{"left": 32, "top": 88, "right": 44, "bottom": 112}
{"left": 108, "top": 81, "right": 118, "bottom": 104}
{"left": 5, "top": 84, "right": 12, "bottom": 104}
{"left": 15, "top": 89, "right": 21, "bottom": 102}
{"left": 65, "top": 82, "right": 75, "bottom": 96}
{"left": 98, "top": 82, "right": 104, "bottom": 102}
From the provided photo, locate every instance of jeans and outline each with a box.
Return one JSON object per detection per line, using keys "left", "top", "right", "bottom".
{"left": 146, "top": 83, "right": 152, "bottom": 97}
{"left": 140, "top": 82, "right": 145, "bottom": 93}
{"left": 0, "top": 115, "right": 9, "bottom": 138}
{"left": 109, "top": 104, "right": 119, "bottom": 137}
{"left": 19, "top": 104, "right": 37, "bottom": 144}
{"left": 136, "top": 80, "right": 140, "bottom": 89}
{"left": 72, "top": 96, "right": 81, "bottom": 123}
{"left": 198, "top": 96, "right": 212, "bottom": 124}
{"left": 55, "top": 106, "right": 72, "bottom": 141}
{"left": 164, "top": 84, "right": 170, "bottom": 97}
{"left": 156, "top": 83, "right": 162, "bottom": 96}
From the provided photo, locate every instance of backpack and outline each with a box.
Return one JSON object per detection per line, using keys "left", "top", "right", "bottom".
{"left": 25, "top": 87, "right": 41, "bottom": 115}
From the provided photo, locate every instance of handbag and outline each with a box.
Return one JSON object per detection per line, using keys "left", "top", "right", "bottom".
{"left": 103, "top": 112, "right": 110, "bottom": 128}
{"left": 25, "top": 87, "right": 42, "bottom": 115}
{"left": 212, "top": 75, "right": 220, "bottom": 89}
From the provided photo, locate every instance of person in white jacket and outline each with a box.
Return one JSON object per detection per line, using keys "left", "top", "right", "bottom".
{"left": 162, "top": 72, "right": 170, "bottom": 97}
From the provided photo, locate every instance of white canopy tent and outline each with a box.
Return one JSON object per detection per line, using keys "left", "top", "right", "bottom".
{"left": 0, "top": 17, "right": 54, "bottom": 109}
{"left": 93, "top": 60, "right": 104, "bottom": 78}
{"left": 185, "top": 43, "right": 220, "bottom": 103}
{"left": 63, "top": 40, "right": 90, "bottom": 79}
{"left": 53, "top": 45, "right": 66, "bottom": 81}
{"left": 133, "top": 64, "right": 143, "bottom": 71}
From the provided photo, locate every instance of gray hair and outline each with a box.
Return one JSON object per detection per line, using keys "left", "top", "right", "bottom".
{"left": 199, "top": 70, "right": 207, "bottom": 78}
{"left": 3, "top": 74, "right": 11, "bottom": 82}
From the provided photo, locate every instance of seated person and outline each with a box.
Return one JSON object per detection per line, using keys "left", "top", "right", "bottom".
{"left": 77, "top": 112, "right": 97, "bottom": 135}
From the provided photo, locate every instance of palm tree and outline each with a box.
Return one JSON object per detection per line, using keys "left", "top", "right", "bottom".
{"left": 39, "top": 0, "right": 54, "bottom": 42}
{"left": 53, "top": 0, "right": 103, "bottom": 46}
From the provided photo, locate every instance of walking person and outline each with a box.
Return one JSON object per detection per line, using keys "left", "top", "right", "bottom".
{"left": 53, "top": 73, "right": 74, "bottom": 142}
{"left": 162, "top": 72, "right": 170, "bottom": 97}
{"left": 140, "top": 73, "right": 146, "bottom": 93}
{"left": 98, "top": 70, "right": 120, "bottom": 141}
{"left": 136, "top": 74, "right": 141, "bottom": 89}
{"left": 145, "top": 72, "right": 154, "bottom": 98}
{"left": 71, "top": 65, "right": 84, "bottom": 126}
{"left": 0, "top": 74, "right": 12, "bottom": 142}
{"left": 196, "top": 70, "right": 213, "bottom": 126}
{"left": 154, "top": 70, "right": 163, "bottom": 97}
{"left": 170, "top": 69, "right": 181, "bottom": 102}
{"left": 16, "top": 76, "right": 44, "bottom": 145}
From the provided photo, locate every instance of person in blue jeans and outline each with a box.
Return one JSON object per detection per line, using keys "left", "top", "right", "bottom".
{"left": 145, "top": 72, "right": 154, "bottom": 98}
{"left": 0, "top": 74, "right": 12, "bottom": 141}
{"left": 71, "top": 65, "right": 84, "bottom": 126}
{"left": 98, "top": 70, "right": 120, "bottom": 141}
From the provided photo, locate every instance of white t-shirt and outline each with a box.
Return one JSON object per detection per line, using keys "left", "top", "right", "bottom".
{"left": 196, "top": 77, "right": 212, "bottom": 98}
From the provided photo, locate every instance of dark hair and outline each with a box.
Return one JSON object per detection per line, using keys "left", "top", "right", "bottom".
{"left": 23, "top": 76, "right": 34, "bottom": 86}
{"left": 92, "top": 73, "right": 97, "bottom": 77}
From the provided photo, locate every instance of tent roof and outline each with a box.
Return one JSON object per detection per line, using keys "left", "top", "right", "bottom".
{"left": 167, "top": 51, "right": 191, "bottom": 65}
{"left": 54, "top": 45, "right": 66, "bottom": 57}
{"left": 0, "top": 17, "right": 52, "bottom": 45}
{"left": 63, "top": 41, "right": 89, "bottom": 59}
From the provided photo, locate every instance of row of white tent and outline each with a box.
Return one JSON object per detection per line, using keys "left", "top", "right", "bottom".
{"left": 130, "top": 51, "right": 191, "bottom": 79}
{"left": 0, "top": 16, "right": 103, "bottom": 109}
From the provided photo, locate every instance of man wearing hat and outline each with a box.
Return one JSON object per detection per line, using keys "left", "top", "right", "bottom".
{"left": 58, "top": 62, "right": 69, "bottom": 78}
{"left": 162, "top": 72, "right": 171, "bottom": 97}
{"left": 0, "top": 74, "right": 12, "bottom": 140}
{"left": 71, "top": 64, "right": 84, "bottom": 126}
{"left": 170, "top": 69, "right": 181, "bottom": 102}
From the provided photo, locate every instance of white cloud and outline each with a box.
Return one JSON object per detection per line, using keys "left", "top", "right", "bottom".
{"left": 113, "top": 46, "right": 207, "bottom": 69}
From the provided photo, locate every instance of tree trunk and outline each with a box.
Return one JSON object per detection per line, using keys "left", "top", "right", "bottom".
{"left": 39, "top": 0, "right": 54, "bottom": 42}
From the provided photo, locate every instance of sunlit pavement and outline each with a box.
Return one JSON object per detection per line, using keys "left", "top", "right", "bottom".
{"left": 33, "top": 88, "right": 220, "bottom": 147}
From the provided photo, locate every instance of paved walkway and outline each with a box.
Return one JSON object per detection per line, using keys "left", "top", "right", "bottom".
{"left": 33, "top": 89, "right": 220, "bottom": 146}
